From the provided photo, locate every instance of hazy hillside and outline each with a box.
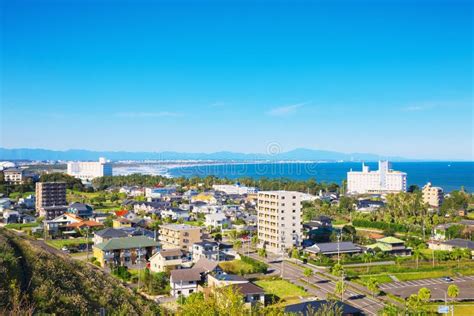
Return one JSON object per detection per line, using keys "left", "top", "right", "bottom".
{"left": 0, "top": 229, "right": 159, "bottom": 315}
{"left": 0, "top": 147, "right": 408, "bottom": 161}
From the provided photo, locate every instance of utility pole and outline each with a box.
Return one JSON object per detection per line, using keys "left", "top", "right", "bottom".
{"left": 337, "top": 233, "right": 341, "bottom": 265}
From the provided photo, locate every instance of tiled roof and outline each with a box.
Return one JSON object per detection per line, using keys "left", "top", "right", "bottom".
{"left": 193, "top": 257, "right": 219, "bottom": 273}
{"left": 226, "top": 283, "right": 264, "bottom": 295}
{"left": 94, "top": 235, "right": 158, "bottom": 251}
{"left": 114, "top": 210, "right": 129, "bottom": 217}
{"left": 94, "top": 227, "right": 128, "bottom": 238}
{"left": 170, "top": 268, "right": 202, "bottom": 282}
{"left": 377, "top": 237, "right": 404, "bottom": 244}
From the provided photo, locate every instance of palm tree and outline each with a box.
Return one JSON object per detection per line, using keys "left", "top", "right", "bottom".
{"left": 362, "top": 252, "right": 373, "bottom": 273}
{"left": 413, "top": 247, "right": 421, "bottom": 269}
{"left": 447, "top": 284, "right": 459, "bottom": 303}
{"left": 334, "top": 280, "right": 346, "bottom": 302}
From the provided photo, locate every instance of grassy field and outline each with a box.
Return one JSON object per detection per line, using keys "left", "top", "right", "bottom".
{"left": 4, "top": 222, "right": 40, "bottom": 230}
{"left": 46, "top": 238, "right": 92, "bottom": 249}
{"left": 219, "top": 260, "right": 255, "bottom": 275}
{"left": 427, "top": 303, "right": 474, "bottom": 316}
{"left": 255, "top": 279, "right": 307, "bottom": 303}
{"left": 351, "top": 261, "right": 474, "bottom": 286}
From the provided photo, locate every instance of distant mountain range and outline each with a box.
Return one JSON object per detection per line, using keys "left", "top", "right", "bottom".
{"left": 0, "top": 147, "right": 411, "bottom": 162}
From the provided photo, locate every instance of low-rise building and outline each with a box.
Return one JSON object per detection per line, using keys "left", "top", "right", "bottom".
{"left": 428, "top": 238, "right": 474, "bottom": 258}
{"left": 159, "top": 224, "right": 202, "bottom": 251}
{"left": 208, "top": 273, "right": 248, "bottom": 287}
{"left": 225, "top": 283, "right": 265, "bottom": 307}
{"left": 169, "top": 269, "right": 202, "bottom": 297}
{"left": 3, "top": 167, "right": 24, "bottom": 184}
{"left": 304, "top": 241, "right": 363, "bottom": 257}
{"left": 149, "top": 249, "right": 184, "bottom": 273}
{"left": 67, "top": 202, "right": 93, "bottom": 218}
{"left": 285, "top": 300, "right": 362, "bottom": 316}
{"left": 366, "top": 237, "right": 412, "bottom": 256}
{"left": 93, "top": 235, "right": 160, "bottom": 267}
{"left": 205, "top": 213, "right": 231, "bottom": 228}
{"left": 192, "top": 241, "right": 221, "bottom": 262}
{"left": 161, "top": 208, "right": 190, "bottom": 221}
{"left": 191, "top": 193, "right": 217, "bottom": 205}
{"left": 93, "top": 227, "right": 128, "bottom": 244}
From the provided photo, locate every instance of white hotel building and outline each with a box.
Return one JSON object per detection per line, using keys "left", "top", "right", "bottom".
{"left": 347, "top": 161, "right": 407, "bottom": 194}
{"left": 257, "top": 191, "right": 303, "bottom": 253}
{"left": 67, "top": 157, "right": 113, "bottom": 182}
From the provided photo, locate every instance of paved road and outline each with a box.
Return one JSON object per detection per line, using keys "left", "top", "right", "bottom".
{"left": 248, "top": 252, "right": 386, "bottom": 316}
{"left": 380, "top": 276, "right": 474, "bottom": 301}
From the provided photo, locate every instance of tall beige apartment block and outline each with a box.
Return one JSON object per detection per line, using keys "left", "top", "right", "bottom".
{"left": 35, "top": 182, "right": 68, "bottom": 220}
{"left": 257, "top": 191, "right": 303, "bottom": 253}
{"left": 159, "top": 224, "right": 202, "bottom": 251}
{"left": 422, "top": 182, "right": 444, "bottom": 208}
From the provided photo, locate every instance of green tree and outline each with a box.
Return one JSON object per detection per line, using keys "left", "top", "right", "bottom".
{"left": 303, "top": 267, "right": 314, "bottom": 284}
{"left": 418, "top": 287, "right": 431, "bottom": 303}
{"left": 291, "top": 248, "right": 300, "bottom": 259}
{"left": 334, "top": 280, "right": 346, "bottom": 301}
{"left": 366, "top": 278, "right": 379, "bottom": 297}
{"left": 258, "top": 248, "right": 267, "bottom": 258}
{"left": 447, "top": 284, "right": 459, "bottom": 303}
{"left": 251, "top": 235, "right": 258, "bottom": 247}
{"left": 331, "top": 263, "right": 344, "bottom": 277}
{"left": 362, "top": 252, "right": 373, "bottom": 273}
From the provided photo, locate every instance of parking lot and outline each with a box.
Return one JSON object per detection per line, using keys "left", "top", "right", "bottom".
{"left": 381, "top": 276, "right": 474, "bottom": 300}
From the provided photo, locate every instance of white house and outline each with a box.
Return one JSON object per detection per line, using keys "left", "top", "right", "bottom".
{"left": 205, "top": 213, "right": 231, "bottom": 228}
{"left": 161, "top": 208, "right": 190, "bottom": 221}
{"left": 192, "top": 241, "right": 221, "bottom": 262}
{"left": 170, "top": 269, "right": 202, "bottom": 297}
{"left": 149, "top": 249, "right": 184, "bottom": 273}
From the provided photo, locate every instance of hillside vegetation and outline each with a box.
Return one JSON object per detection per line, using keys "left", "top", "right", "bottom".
{"left": 0, "top": 229, "right": 159, "bottom": 315}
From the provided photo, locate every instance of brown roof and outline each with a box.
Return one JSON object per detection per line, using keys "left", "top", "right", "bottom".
{"left": 170, "top": 268, "right": 202, "bottom": 282}
{"left": 193, "top": 257, "right": 219, "bottom": 273}
{"left": 66, "top": 221, "right": 104, "bottom": 229}
{"left": 228, "top": 283, "right": 264, "bottom": 295}
{"left": 159, "top": 249, "right": 183, "bottom": 257}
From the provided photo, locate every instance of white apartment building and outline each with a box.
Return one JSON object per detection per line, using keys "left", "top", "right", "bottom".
{"left": 257, "top": 191, "right": 303, "bottom": 253}
{"left": 67, "top": 157, "right": 113, "bottom": 182}
{"left": 212, "top": 184, "right": 258, "bottom": 195}
{"left": 347, "top": 161, "right": 407, "bottom": 194}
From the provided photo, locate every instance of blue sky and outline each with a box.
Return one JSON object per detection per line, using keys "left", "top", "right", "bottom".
{"left": 1, "top": 0, "right": 472, "bottom": 160}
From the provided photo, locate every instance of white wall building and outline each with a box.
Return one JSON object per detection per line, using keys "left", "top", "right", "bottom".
{"left": 67, "top": 157, "right": 112, "bottom": 182}
{"left": 212, "top": 184, "right": 258, "bottom": 195}
{"left": 205, "top": 213, "right": 231, "bottom": 228}
{"left": 257, "top": 191, "right": 303, "bottom": 253}
{"left": 347, "top": 161, "right": 407, "bottom": 194}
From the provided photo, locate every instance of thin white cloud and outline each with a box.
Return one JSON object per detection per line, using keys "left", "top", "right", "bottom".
{"left": 115, "top": 111, "right": 182, "bottom": 118}
{"left": 209, "top": 101, "right": 227, "bottom": 108}
{"left": 402, "top": 105, "right": 426, "bottom": 112}
{"left": 266, "top": 101, "right": 310, "bottom": 116}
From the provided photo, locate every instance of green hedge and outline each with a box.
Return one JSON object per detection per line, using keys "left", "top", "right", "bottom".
{"left": 240, "top": 255, "right": 268, "bottom": 273}
{"left": 352, "top": 219, "right": 411, "bottom": 233}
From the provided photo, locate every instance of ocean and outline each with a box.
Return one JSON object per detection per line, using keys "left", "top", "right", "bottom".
{"left": 165, "top": 161, "right": 474, "bottom": 193}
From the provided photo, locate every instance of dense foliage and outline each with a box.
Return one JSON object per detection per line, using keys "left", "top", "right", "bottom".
{"left": 0, "top": 229, "right": 159, "bottom": 315}
{"left": 40, "top": 172, "right": 85, "bottom": 191}
{"left": 92, "top": 174, "right": 339, "bottom": 195}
